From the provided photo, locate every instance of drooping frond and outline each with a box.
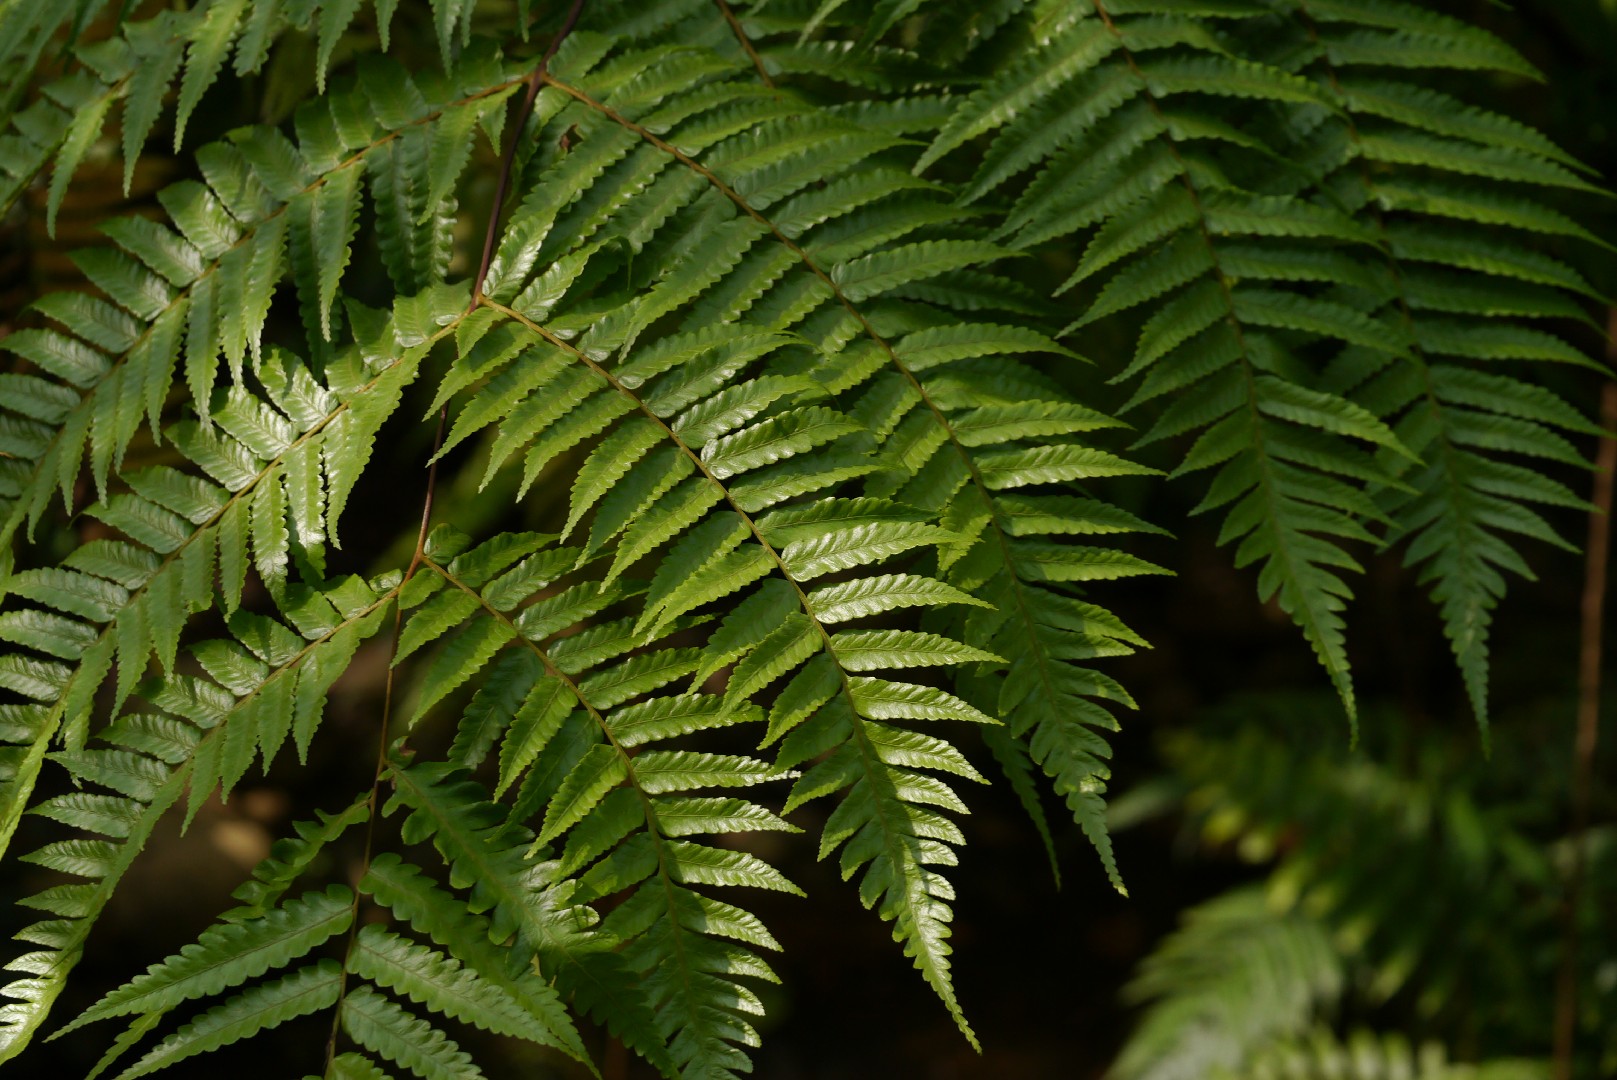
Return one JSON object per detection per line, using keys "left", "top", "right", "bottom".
{"left": 896, "top": 325, "right": 1168, "bottom": 891}
{"left": 501, "top": 11, "right": 1165, "bottom": 897}
{"left": 4, "top": 20, "right": 1081, "bottom": 1055}
{"left": 1254, "top": 0, "right": 1605, "bottom": 736}
{"left": 386, "top": 479, "right": 975, "bottom": 1073}
{"left": 903, "top": 0, "right": 1437, "bottom": 726}
{"left": 823, "top": 0, "right": 1602, "bottom": 741}
{"left": 408, "top": 22, "right": 1158, "bottom": 1036}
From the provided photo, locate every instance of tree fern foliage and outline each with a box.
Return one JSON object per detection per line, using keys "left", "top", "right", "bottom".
{"left": 0, "top": 0, "right": 1602, "bottom": 1075}
{"left": 895, "top": 0, "right": 1602, "bottom": 734}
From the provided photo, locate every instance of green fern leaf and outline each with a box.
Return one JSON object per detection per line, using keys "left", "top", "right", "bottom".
{"left": 359, "top": 855, "right": 591, "bottom": 1069}
{"left": 54, "top": 886, "right": 353, "bottom": 1039}
{"left": 327, "top": 1051, "right": 397, "bottom": 1080}
{"left": 339, "top": 984, "right": 482, "bottom": 1080}
{"left": 114, "top": 961, "right": 344, "bottom": 1080}
{"left": 225, "top": 795, "right": 371, "bottom": 920}
{"left": 383, "top": 762, "right": 673, "bottom": 1074}
{"left": 350, "top": 925, "right": 574, "bottom": 1048}
{"left": 174, "top": 0, "right": 247, "bottom": 150}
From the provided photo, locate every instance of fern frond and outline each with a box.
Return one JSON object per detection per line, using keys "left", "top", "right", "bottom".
{"left": 6, "top": 3, "right": 1585, "bottom": 1075}
{"left": 326, "top": 1051, "right": 396, "bottom": 1080}
{"left": 0, "top": 344, "right": 413, "bottom": 867}
{"left": 337, "top": 982, "right": 483, "bottom": 1080}
{"left": 53, "top": 885, "right": 354, "bottom": 1039}
{"left": 1166, "top": 719, "right": 1555, "bottom": 1027}
{"left": 368, "top": 29, "right": 1157, "bottom": 1037}
{"left": 0, "top": 52, "right": 518, "bottom": 548}
{"left": 1260, "top": 0, "right": 1603, "bottom": 734}
{"left": 223, "top": 795, "right": 372, "bottom": 921}
{"left": 113, "top": 960, "right": 344, "bottom": 1080}
{"left": 0, "top": 0, "right": 470, "bottom": 219}
{"left": 382, "top": 761, "right": 669, "bottom": 1075}
{"left": 0, "top": 571, "right": 398, "bottom": 1060}
{"left": 903, "top": 1, "right": 1430, "bottom": 730}
{"left": 358, "top": 853, "right": 592, "bottom": 1069}
{"left": 1112, "top": 887, "right": 1343, "bottom": 1080}
{"left": 54, "top": 763, "right": 592, "bottom": 1077}
{"left": 383, "top": 341, "right": 988, "bottom": 1067}
{"left": 0, "top": 722, "right": 188, "bottom": 1064}
{"left": 1215, "top": 1029, "right": 1547, "bottom": 1080}
{"left": 394, "top": 519, "right": 816, "bottom": 1076}
{"left": 503, "top": 28, "right": 1166, "bottom": 911}
{"left": 347, "top": 925, "right": 567, "bottom": 1047}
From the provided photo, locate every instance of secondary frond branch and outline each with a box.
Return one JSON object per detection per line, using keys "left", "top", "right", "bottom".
{"left": 712, "top": 0, "right": 776, "bottom": 88}
{"left": 1088, "top": 0, "right": 1362, "bottom": 722}
{"left": 475, "top": 295, "right": 982, "bottom": 1042}
{"left": 1, "top": 69, "right": 526, "bottom": 549}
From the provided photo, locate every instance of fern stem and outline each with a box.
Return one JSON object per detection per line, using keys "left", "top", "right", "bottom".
{"left": 405, "top": 409, "right": 449, "bottom": 581}
{"left": 323, "top": 404, "right": 450, "bottom": 1073}
{"left": 1553, "top": 369, "right": 1617, "bottom": 1079}
{"left": 712, "top": 0, "right": 775, "bottom": 87}
{"left": 469, "top": 0, "right": 587, "bottom": 307}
